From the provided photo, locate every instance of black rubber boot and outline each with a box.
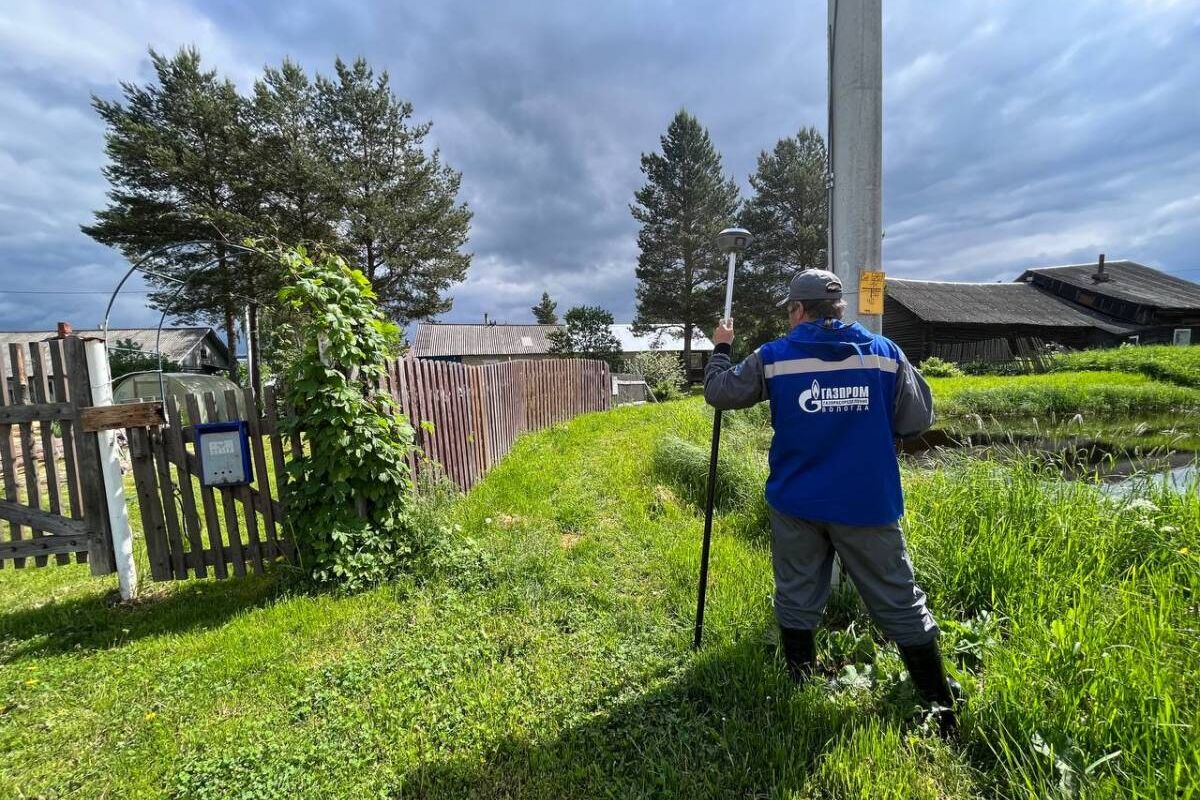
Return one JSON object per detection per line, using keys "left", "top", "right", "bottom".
{"left": 898, "top": 639, "right": 958, "bottom": 738}
{"left": 780, "top": 627, "right": 816, "bottom": 682}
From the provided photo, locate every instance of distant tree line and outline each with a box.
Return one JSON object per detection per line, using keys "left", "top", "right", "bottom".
{"left": 84, "top": 48, "right": 472, "bottom": 393}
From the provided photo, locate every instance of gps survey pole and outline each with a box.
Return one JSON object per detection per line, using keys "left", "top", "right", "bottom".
{"left": 693, "top": 226, "right": 752, "bottom": 651}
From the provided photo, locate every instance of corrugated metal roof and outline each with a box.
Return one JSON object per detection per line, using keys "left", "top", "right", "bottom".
{"left": 0, "top": 327, "right": 228, "bottom": 378}
{"left": 886, "top": 279, "right": 1140, "bottom": 334}
{"left": 412, "top": 324, "right": 561, "bottom": 357}
{"left": 411, "top": 322, "right": 714, "bottom": 358}
{"left": 1019, "top": 260, "right": 1200, "bottom": 311}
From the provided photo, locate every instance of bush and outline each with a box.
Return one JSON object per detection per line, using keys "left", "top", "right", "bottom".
{"left": 625, "top": 351, "right": 687, "bottom": 401}
{"left": 276, "top": 245, "right": 426, "bottom": 591}
{"left": 917, "top": 356, "right": 963, "bottom": 378}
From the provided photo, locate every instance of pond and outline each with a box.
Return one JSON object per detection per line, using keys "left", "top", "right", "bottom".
{"left": 1104, "top": 463, "right": 1199, "bottom": 497}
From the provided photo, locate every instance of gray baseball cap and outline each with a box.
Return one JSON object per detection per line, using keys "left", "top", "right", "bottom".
{"left": 779, "top": 269, "right": 843, "bottom": 306}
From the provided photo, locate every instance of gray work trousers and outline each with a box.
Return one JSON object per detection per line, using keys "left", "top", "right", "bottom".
{"left": 768, "top": 506, "right": 939, "bottom": 646}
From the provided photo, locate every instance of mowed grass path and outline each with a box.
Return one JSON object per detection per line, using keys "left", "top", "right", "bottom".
{"left": 2, "top": 398, "right": 1198, "bottom": 798}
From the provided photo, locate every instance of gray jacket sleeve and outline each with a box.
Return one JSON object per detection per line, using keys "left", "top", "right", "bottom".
{"left": 893, "top": 356, "right": 934, "bottom": 438}
{"left": 703, "top": 347, "right": 767, "bottom": 410}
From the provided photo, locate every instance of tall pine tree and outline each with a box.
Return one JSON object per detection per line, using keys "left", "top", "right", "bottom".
{"left": 531, "top": 292, "right": 558, "bottom": 324}
{"left": 315, "top": 58, "right": 472, "bottom": 322}
{"left": 83, "top": 48, "right": 262, "bottom": 380}
{"left": 85, "top": 50, "right": 474, "bottom": 386}
{"left": 738, "top": 127, "right": 828, "bottom": 347}
{"left": 631, "top": 110, "right": 739, "bottom": 366}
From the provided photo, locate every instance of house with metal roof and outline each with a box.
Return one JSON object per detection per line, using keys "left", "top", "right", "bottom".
{"left": 1, "top": 326, "right": 232, "bottom": 401}
{"left": 884, "top": 258, "right": 1200, "bottom": 364}
{"left": 411, "top": 322, "right": 716, "bottom": 379}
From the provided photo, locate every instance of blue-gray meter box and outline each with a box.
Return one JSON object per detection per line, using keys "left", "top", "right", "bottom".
{"left": 194, "top": 420, "right": 254, "bottom": 487}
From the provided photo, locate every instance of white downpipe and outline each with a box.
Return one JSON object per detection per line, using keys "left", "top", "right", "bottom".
{"left": 723, "top": 250, "right": 737, "bottom": 320}
{"left": 84, "top": 339, "right": 137, "bottom": 600}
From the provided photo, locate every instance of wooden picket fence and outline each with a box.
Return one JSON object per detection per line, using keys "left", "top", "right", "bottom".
{"left": 3, "top": 345, "right": 610, "bottom": 584}
{"left": 0, "top": 338, "right": 116, "bottom": 573}
{"left": 381, "top": 357, "right": 611, "bottom": 489}
{"left": 125, "top": 387, "right": 294, "bottom": 581}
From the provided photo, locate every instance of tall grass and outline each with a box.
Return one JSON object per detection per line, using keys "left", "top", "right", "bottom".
{"left": 928, "top": 371, "right": 1200, "bottom": 418}
{"left": 649, "top": 405, "right": 1200, "bottom": 798}
{"left": 1051, "top": 344, "right": 1200, "bottom": 388}
{"left": 1, "top": 398, "right": 1197, "bottom": 798}
{"left": 904, "top": 459, "right": 1200, "bottom": 797}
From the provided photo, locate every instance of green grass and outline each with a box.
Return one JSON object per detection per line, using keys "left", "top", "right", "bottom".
{"left": 2, "top": 398, "right": 1198, "bottom": 798}
{"left": 927, "top": 371, "right": 1200, "bottom": 418}
{"left": 1051, "top": 344, "right": 1200, "bottom": 388}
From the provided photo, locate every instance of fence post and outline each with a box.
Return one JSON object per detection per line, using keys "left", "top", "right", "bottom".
{"left": 82, "top": 339, "right": 137, "bottom": 599}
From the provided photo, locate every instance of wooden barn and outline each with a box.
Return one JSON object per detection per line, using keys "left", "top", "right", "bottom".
{"left": 883, "top": 258, "right": 1199, "bottom": 364}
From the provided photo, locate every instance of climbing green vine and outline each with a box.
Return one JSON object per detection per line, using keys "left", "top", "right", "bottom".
{"left": 275, "top": 245, "right": 418, "bottom": 590}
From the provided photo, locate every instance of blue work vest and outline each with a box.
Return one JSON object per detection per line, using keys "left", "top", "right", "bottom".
{"left": 758, "top": 321, "right": 904, "bottom": 526}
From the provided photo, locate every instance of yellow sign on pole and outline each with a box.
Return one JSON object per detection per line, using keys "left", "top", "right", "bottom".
{"left": 859, "top": 271, "right": 886, "bottom": 315}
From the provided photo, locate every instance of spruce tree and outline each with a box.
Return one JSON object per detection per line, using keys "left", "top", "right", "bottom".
{"left": 739, "top": 127, "right": 829, "bottom": 346}
{"left": 631, "top": 110, "right": 739, "bottom": 366}
{"left": 315, "top": 58, "right": 472, "bottom": 322}
{"left": 531, "top": 292, "right": 559, "bottom": 325}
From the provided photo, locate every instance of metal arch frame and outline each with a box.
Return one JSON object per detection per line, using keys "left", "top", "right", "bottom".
{"left": 101, "top": 240, "right": 261, "bottom": 405}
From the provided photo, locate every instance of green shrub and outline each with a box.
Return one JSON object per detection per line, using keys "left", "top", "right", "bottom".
{"left": 276, "top": 245, "right": 425, "bottom": 591}
{"left": 917, "top": 356, "right": 963, "bottom": 378}
{"left": 625, "top": 351, "right": 687, "bottom": 401}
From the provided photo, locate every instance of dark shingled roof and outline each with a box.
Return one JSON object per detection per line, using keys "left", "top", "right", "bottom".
{"left": 886, "top": 279, "right": 1140, "bottom": 334}
{"left": 1017, "top": 262, "right": 1200, "bottom": 311}
{"left": 1018, "top": 260, "right": 1200, "bottom": 311}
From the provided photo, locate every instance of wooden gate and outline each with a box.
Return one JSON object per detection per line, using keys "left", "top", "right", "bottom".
{"left": 124, "top": 387, "right": 293, "bottom": 581}
{"left": 0, "top": 338, "right": 116, "bottom": 574}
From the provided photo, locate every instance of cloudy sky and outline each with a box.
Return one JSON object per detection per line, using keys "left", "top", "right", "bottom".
{"left": 2, "top": 0, "right": 1199, "bottom": 334}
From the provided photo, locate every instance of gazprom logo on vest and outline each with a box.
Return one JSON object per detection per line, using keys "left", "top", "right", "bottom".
{"left": 798, "top": 379, "right": 871, "bottom": 413}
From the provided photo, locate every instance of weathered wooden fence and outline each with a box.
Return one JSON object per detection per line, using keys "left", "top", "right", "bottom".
{"left": 931, "top": 336, "right": 1051, "bottom": 371}
{"left": 124, "top": 387, "right": 295, "bottom": 581}
{"left": 381, "top": 357, "right": 610, "bottom": 489}
{"left": 0, "top": 338, "right": 116, "bottom": 573}
{"left": 3, "top": 344, "right": 610, "bottom": 584}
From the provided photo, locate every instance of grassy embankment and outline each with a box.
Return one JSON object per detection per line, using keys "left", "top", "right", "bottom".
{"left": 926, "top": 354, "right": 1200, "bottom": 454}
{"left": 2, "top": 391, "right": 1198, "bottom": 798}
{"left": 1051, "top": 344, "right": 1200, "bottom": 389}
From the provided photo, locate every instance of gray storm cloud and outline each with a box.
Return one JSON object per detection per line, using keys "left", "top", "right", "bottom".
{"left": 1, "top": 0, "right": 1198, "bottom": 332}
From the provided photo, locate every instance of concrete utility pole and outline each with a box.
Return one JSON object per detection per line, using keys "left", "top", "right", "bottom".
{"left": 827, "top": 0, "right": 883, "bottom": 332}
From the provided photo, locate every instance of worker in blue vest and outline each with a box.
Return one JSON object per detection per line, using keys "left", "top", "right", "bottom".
{"left": 704, "top": 268, "right": 957, "bottom": 735}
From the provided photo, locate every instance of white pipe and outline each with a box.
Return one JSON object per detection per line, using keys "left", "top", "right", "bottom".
{"left": 723, "top": 250, "right": 737, "bottom": 320}
{"left": 84, "top": 339, "right": 137, "bottom": 601}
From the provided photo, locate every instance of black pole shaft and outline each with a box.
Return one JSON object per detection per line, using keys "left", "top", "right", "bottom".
{"left": 693, "top": 407, "right": 724, "bottom": 650}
